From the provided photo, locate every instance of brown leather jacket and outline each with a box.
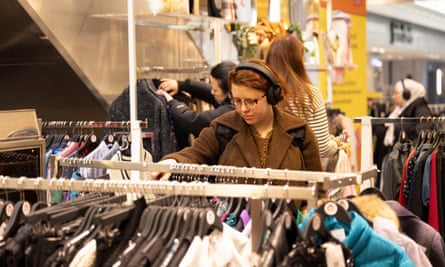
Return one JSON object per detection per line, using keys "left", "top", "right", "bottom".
{"left": 162, "top": 107, "right": 322, "bottom": 178}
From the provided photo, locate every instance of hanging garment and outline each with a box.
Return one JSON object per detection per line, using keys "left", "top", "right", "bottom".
{"left": 372, "top": 216, "right": 432, "bottom": 267}
{"left": 107, "top": 79, "right": 177, "bottom": 162}
{"left": 380, "top": 141, "right": 413, "bottom": 200}
{"left": 386, "top": 200, "right": 445, "bottom": 267}
{"left": 299, "top": 209, "right": 415, "bottom": 267}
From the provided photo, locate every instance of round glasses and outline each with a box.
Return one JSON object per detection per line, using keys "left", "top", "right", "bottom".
{"left": 230, "top": 95, "right": 266, "bottom": 109}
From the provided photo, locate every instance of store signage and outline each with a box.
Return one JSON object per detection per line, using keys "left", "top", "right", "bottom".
{"left": 390, "top": 20, "right": 413, "bottom": 44}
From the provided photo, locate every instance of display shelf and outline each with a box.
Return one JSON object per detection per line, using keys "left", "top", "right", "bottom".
{"left": 92, "top": 12, "right": 232, "bottom": 32}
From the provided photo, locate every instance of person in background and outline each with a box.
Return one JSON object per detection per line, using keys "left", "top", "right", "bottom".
{"left": 157, "top": 61, "right": 236, "bottom": 140}
{"left": 152, "top": 59, "right": 322, "bottom": 183}
{"left": 383, "top": 78, "right": 432, "bottom": 147}
{"left": 265, "top": 33, "right": 338, "bottom": 167}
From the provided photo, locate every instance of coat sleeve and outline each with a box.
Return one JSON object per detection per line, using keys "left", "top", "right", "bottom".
{"left": 301, "top": 124, "right": 322, "bottom": 171}
{"left": 167, "top": 99, "right": 232, "bottom": 137}
{"left": 180, "top": 79, "right": 217, "bottom": 105}
{"left": 161, "top": 124, "right": 221, "bottom": 164}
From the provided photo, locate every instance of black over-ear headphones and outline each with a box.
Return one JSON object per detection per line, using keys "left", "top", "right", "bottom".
{"left": 400, "top": 79, "right": 411, "bottom": 100}
{"left": 235, "top": 62, "right": 283, "bottom": 105}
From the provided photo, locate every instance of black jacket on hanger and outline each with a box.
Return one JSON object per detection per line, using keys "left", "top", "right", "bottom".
{"left": 106, "top": 79, "right": 177, "bottom": 162}
{"left": 394, "top": 98, "right": 433, "bottom": 145}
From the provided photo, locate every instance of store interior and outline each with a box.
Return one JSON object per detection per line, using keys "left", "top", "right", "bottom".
{"left": 1, "top": 0, "right": 444, "bottom": 121}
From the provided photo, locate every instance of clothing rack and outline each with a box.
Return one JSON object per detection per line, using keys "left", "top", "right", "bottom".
{"left": 41, "top": 120, "right": 149, "bottom": 129}
{"left": 56, "top": 157, "right": 378, "bottom": 191}
{"left": 354, "top": 116, "right": 445, "bottom": 188}
{"left": 0, "top": 159, "right": 376, "bottom": 253}
{"left": 0, "top": 175, "right": 316, "bottom": 200}
{"left": 0, "top": 173, "right": 313, "bottom": 253}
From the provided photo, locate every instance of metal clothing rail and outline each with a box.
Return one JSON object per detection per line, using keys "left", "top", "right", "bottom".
{"left": 0, "top": 176, "right": 316, "bottom": 200}
{"left": 57, "top": 157, "right": 378, "bottom": 190}
{"left": 41, "top": 120, "right": 149, "bottom": 129}
{"left": 353, "top": 116, "right": 445, "bottom": 124}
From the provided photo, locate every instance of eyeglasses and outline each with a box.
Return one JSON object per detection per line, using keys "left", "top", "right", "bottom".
{"left": 230, "top": 95, "right": 266, "bottom": 109}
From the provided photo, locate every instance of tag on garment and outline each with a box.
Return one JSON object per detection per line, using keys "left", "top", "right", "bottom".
{"left": 322, "top": 242, "right": 346, "bottom": 267}
{"left": 330, "top": 228, "right": 346, "bottom": 241}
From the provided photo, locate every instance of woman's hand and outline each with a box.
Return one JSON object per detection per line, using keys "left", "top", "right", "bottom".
{"left": 159, "top": 79, "right": 179, "bottom": 95}
{"left": 150, "top": 159, "right": 177, "bottom": 180}
{"left": 156, "top": 89, "right": 174, "bottom": 102}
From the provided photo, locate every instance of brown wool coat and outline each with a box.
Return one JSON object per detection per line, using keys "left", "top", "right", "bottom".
{"left": 162, "top": 107, "right": 322, "bottom": 179}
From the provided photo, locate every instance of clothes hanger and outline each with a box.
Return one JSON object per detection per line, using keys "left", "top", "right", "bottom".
{"left": 137, "top": 207, "right": 178, "bottom": 265}
{"left": 337, "top": 198, "right": 372, "bottom": 226}
{"left": 0, "top": 200, "right": 14, "bottom": 224}
{"left": 258, "top": 211, "right": 302, "bottom": 266}
{"left": 1, "top": 200, "right": 31, "bottom": 240}
{"left": 316, "top": 200, "right": 352, "bottom": 226}
{"left": 303, "top": 211, "right": 338, "bottom": 247}
{"left": 151, "top": 207, "right": 188, "bottom": 267}
{"left": 197, "top": 207, "right": 223, "bottom": 237}
{"left": 302, "top": 200, "right": 352, "bottom": 247}
{"left": 254, "top": 209, "right": 274, "bottom": 254}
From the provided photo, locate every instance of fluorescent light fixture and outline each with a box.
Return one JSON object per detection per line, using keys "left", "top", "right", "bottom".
{"left": 371, "top": 57, "right": 383, "bottom": 68}
{"left": 268, "top": 0, "right": 281, "bottom": 22}
{"left": 415, "top": 1, "right": 445, "bottom": 16}
{"left": 437, "top": 68, "right": 442, "bottom": 96}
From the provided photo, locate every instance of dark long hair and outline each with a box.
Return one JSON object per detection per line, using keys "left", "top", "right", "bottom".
{"left": 210, "top": 61, "right": 236, "bottom": 94}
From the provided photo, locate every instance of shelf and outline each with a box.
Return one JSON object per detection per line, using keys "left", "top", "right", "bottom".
{"left": 305, "top": 64, "right": 359, "bottom": 72}
{"left": 137, "top": 65, "right": 210, "bottom": 74}
{"left": 92, "top": 12, "right": 232, "bottom": 32}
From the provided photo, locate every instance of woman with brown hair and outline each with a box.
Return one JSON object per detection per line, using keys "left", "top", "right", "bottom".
{"left": 266, "top": 33, "right": 338, "bottom": 161}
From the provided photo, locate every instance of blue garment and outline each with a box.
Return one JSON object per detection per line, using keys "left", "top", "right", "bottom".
{"left": 422, "top": 153, "right": 432, "bottom": 206}
{"left": 78, "top": 141, "right": 119, "bottom": 178}
{"left": 300, "top": 209, "right": 414, "bottom": 267}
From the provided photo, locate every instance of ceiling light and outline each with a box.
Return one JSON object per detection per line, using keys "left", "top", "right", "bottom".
{"left": 415, "top": 0, "right": 445, "bottom": 16}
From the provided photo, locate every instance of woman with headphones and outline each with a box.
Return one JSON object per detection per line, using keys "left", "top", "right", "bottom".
{"left": 383, "top": 78, "right": 432, "bottom": 147}
{"left": 152, "top": 59, "right": 322, "bottom": 181}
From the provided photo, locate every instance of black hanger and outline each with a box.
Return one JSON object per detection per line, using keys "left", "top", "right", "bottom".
{"left": 302, "top": 201, "right": 352, "bottom": 246}
{"left": 76, "top": 133, "right": 99, "bottom": 157}
{"left": 1, "top": 200, "right": 31, "bottom": 240}
{"left": 232, "top": 197, "right": 247, "bottom": 219}
{"left": 151, "top": 207, "right": 187, "bottom": 267}
{"left": 303, "top": 211, "right": 337, "bottom": 246}
{"left": 90, "top": 205, "right": 133, "bottom": 227}
{"left": 31, "top": 201, "right": 48, "bottom": 212}
{"left": 139, "top": 206, "right": 162, "bottom": 240}
{"left": 337, "top": 198, "right": 372, "bottom": 226}
{"left": 316, "top": 200, "right": 352, "bottom": 226}
{"left": 272, "top": 199, "right": 286, "bottom": 220}
{"left": 197, "top": 207, "right": 223, "bottom": 237}
{"left": 254, "top": 209, "right": 274, "bottom": 254}
{"left": 0, "top": 200, "right": 14, "bottom": 224}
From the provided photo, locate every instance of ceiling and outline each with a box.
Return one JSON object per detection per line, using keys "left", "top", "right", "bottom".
{"left": 367, "top": 0, "right": 445, "bottom": 61}
{"left": 367, "top": 0, "right": 445, "bottom": 33}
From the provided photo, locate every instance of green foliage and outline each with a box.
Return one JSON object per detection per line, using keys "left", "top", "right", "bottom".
{"left": 231, "top": 23, "right": 257, "bottom": 60}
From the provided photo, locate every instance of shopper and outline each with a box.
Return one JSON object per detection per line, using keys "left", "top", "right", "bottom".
{"left": 152, "top": 59, "right": 322, "bottom": 182}
{"left": 383, "top": 78, "right": 432, "bottom": 147}
{"left": 265, "top": 33, "right": 338, "bottom": 162}
{"left": 156, "top": 61, "right": 236, "bottom": 138}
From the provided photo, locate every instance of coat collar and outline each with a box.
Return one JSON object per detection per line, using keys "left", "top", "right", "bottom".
{"left": 215, "top": 106, "right": 306, "bottom": 132}
{"left": 214, "top": 107, "right": 307, "bottom": 168}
